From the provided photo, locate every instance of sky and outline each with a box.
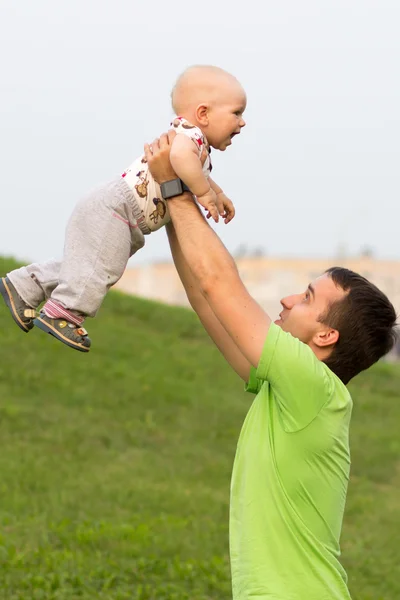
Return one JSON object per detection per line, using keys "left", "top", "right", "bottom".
{"left": 1, "top": 0, "right": 399, "bottom": 266}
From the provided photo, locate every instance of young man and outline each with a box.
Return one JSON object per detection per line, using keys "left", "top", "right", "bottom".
{"left": 143, "top": 132, "right": 397, "bottom": 600}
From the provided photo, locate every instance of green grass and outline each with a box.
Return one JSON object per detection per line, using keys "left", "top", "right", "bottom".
{"left": 0, "top": 256, "right": 399, "bottom": 600}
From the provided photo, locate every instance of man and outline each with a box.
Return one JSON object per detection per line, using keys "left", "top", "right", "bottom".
{"left": 144, "top": 132, "right": 397, "bottom": 600}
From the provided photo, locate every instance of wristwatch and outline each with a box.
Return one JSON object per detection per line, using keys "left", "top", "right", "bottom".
{"left": 160, "top": 179, "right": 191, "bottom": 200}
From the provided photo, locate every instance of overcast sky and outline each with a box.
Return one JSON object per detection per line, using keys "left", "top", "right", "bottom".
{"left": 1, "top": 0, "right": 399, "bottom": 266}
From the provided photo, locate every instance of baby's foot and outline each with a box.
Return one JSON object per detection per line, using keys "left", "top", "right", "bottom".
{"left": 34, "top": 313, "right": 91, "bottom": 352}
{"left": 0, "top": 277, "right": 37, "bottom": 332}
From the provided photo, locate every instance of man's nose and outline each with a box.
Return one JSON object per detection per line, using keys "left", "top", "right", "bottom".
{"left": 240, "top": 118, "right": 246, "bottom": 128}
{"left": 281, "top": 294, "right": 299, "bottom": 309}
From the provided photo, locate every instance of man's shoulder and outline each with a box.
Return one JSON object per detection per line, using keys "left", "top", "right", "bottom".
{"left": 321, "top": 362, "right": 353, "bottom": 412}
{"left": 253, "top": 324, "right": 352, "bottom": 431}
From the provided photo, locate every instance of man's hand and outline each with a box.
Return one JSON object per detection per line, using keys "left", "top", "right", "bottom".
{"left": 144, "top": 131, "right": 178, "bottom": 185}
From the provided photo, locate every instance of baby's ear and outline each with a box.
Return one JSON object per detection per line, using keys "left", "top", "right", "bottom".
{"left": 196, "top": 103, "right": 209, "bottom": 125}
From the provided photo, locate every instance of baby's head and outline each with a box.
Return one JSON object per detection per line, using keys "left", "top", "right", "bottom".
{"left": 171, "top": 65, "right": 246, "bottom": 151}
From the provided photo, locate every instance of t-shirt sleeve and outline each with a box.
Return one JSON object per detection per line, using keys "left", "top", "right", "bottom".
{"left": 245, "top": 366, "right": 263, "bottom": 395}
{"left": 255, "top": 323, "right": 333, "bottom": 431}
{"left": 170, "top": 118, "right": 204, "bottom": 157}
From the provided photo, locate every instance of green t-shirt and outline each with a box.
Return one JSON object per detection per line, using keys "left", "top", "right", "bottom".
{"left": 230, "top": 323, "right": 353, "bottom": 600}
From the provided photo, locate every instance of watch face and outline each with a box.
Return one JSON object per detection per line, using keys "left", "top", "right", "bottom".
{"left": 162, "top": 179, "right": 182, "bottom": 199}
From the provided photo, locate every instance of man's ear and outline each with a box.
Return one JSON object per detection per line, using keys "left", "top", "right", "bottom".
{"left": 196, "top": 104, "right": 209, "bottom": 125}
{"left": 314, "top": 327, "right": 339, "bottom": 348}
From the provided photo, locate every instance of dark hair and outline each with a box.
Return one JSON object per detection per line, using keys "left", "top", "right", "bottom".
{"left": 319, "top": 267, "right": 398, "bottom": 384}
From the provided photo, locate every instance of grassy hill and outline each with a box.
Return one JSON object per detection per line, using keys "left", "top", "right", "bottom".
{"left": 0, "top": 256, "right": 399, "bottom": 600}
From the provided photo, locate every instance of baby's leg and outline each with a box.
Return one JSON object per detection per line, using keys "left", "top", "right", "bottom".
{"left": 35, "top": 178, "right": 145, "bottom": 351}
{"left": 0, "top": 260, "right": 61, "bottom": 332}
{"left": 7, "top": 259, "right": 61, "bottom": 307}
{"left": 46, "top": 178, "right": 145, "bottom": 320}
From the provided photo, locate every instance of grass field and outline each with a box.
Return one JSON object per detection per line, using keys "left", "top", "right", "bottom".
{"left": 0, "top": 256, "right": 399, "bottom": 599}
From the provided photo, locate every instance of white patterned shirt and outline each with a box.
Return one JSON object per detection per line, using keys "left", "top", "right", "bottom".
{"left": 122, "top": 117, "right": 212, "bottom": 233}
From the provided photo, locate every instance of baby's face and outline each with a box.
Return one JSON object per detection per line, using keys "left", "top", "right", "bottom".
{"left": 206, "top": 83, "right": 247, "bottom": 151}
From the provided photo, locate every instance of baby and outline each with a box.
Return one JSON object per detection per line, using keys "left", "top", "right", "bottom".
{"left": 0, "top": 65, "right": 247, "bottom": 352}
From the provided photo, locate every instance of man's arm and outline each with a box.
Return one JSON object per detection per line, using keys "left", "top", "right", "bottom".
{"left": 167, "top": 198, "right": 271, "bottom": 368}
{"left": 166, "top": 221, "right": 252, "bottom": 382}
{"left": 145, "top": 133, "right": 272, "bottom": 370}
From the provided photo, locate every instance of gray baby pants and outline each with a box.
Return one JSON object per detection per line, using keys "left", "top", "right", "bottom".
{"left": 8, "top": 178, "right": 145, "bottom": 317}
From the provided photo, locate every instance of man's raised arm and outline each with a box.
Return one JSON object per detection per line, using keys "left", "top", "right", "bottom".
{"left": 145, "top": 133, "right": 271, "bottom": 371}
{"left": 166, "top": 222, "right": 252, "bottom": 381}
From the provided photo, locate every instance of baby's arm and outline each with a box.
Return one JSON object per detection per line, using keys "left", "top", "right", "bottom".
{"left": 209, "top": 178, "right": 223, "bottom": 195}
{"left": 170, "top": 135, "right": 219, "bottom": 221}
{"left": 170, "top": 135, "right": 211, "bottom": 197}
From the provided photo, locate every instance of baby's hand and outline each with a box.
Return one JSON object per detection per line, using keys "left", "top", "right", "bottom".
{"left": 216, "top": 192, "right": 236, "bottom": 224}
{"left": 197, "top": 188, "right": 219, "bottom": 223}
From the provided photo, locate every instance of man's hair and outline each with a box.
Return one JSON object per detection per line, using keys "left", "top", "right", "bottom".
{"left": 319, "top": 267, "right": 398, "bottom": 384}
